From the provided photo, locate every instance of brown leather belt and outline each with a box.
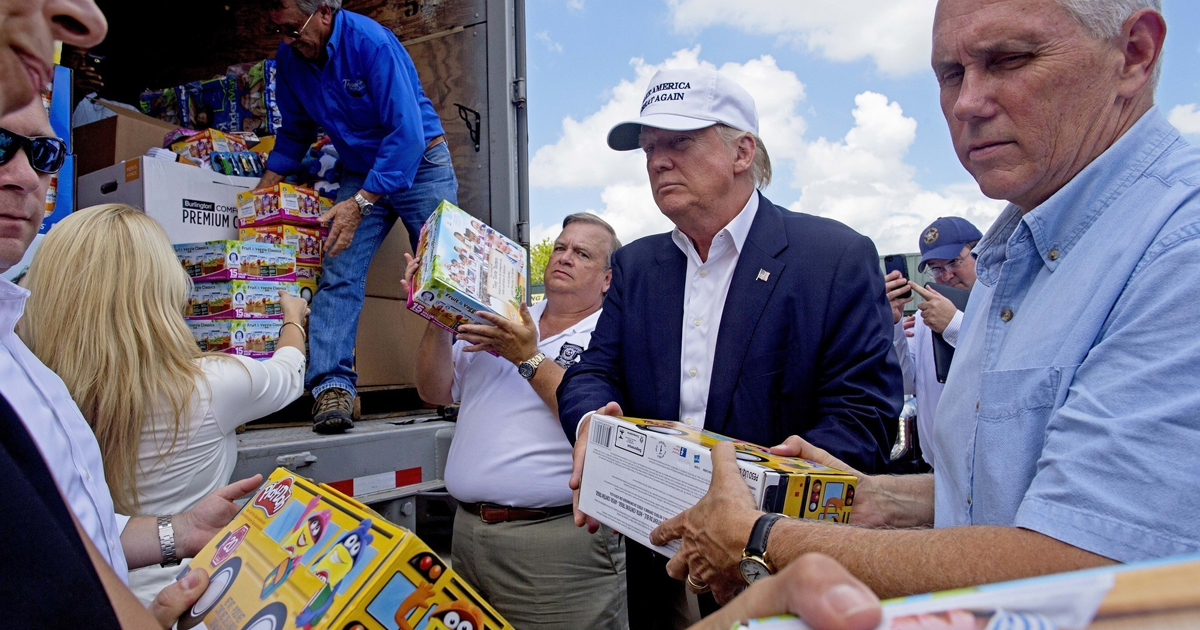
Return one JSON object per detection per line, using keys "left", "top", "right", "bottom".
{"left": 426, "top": 134, "right": 447, "bottom": 151}
{"left": 460, "top": 502, "right": 573, "bottom": 524}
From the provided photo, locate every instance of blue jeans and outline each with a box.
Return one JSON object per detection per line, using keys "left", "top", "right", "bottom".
{"left": 307, "top": 141, "right": 458, "bottom": 398}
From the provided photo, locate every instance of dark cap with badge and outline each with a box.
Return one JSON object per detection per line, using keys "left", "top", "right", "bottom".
{"left": 917, "top": 216, "right": 983, "bottom": 272}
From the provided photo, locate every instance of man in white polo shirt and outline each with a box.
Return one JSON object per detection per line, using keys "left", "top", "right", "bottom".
{"left": 407, "top": 213, "right": 627, "bottom": 630}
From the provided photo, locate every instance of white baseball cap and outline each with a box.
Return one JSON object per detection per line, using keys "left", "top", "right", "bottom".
{"left": 607, "top": 67, "right": 759, "bottom": 151}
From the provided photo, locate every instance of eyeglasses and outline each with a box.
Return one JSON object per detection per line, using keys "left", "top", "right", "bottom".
{"left": 927, "top": 255, "right": 966, "bottom": 278}
{"left": 0, "top": 127, "right": 67, "bottom": 174}
{"left": 267, "top": 10, "right": 315, "bottom": 39}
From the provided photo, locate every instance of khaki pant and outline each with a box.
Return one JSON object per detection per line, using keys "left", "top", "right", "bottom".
{"left": 452, "top": 504, "right": 629, "bottom": 630}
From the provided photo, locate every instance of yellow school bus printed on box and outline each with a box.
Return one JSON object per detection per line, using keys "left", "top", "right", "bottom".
{"left": 615, "top": 417, "right": 857, "bottom": 523}
{"left": 178, "top": 468, "right": 512, "bottom": 630}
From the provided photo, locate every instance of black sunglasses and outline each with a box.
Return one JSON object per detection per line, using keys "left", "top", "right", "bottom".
{"left": 0, "top": 127, "right": 67, "bottom": 174}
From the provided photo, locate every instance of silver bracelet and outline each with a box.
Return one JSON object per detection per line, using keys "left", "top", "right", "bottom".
{"left": 158, "top": 515, "right": 180, "bottom": 567}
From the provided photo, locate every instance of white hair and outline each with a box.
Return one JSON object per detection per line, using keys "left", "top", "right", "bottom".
{"left": 714, "top": 125, "right": 773, "bottom": 190}
{"left": 1056, "top": 0, "right": 1163, "bottom": 88}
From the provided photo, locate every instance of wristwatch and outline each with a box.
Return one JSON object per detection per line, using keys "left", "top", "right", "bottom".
{"left": 352, "top": 192, "right": 375, "bottom": 216}
{"left": 157, "top": 515, "right": 181, "bottom": 567}
{"left": 738, "top": 513, "right": 784, "bottom": 584}
{"left": 518, "top": 352, "right": 546, "bottom": 380}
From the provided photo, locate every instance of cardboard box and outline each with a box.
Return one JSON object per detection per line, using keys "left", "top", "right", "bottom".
{"left": 77, "top": 156, "right": 258, "bottom": 244}
{"left": 579, "top": 415, "right": 858, "bottom": 557}
{"left": 364, "top": 222, "right": 413, "bottom": 300}
{"left": 188, "top": 319, "right": 284, "bottom": 359}
{"left": 170, "top": 128, "right": 248, "bottom": 165}
{"left": 240, "top": 224, "right": 326, "bottom": 264}
{"left": 237, "top": 183, "right": 322, "bottom": 228}
{"left": 356, "top": 297, "right": 426, "bottom": 388}
{"left": 407, "top": 201, "right": 527, "bottom": 333}
{"left": 297, "top": 264, "right": 322, "bottom": 303}
{"left": 185, "top": 281, "right": 301, "bottom": 320}
{"left": 74, "top": 103, "right": 179, "bottom": 176}
{"left": 175, "top": 240, "right": 297, "bottom": 282}
{"left": 177, "top": 468, "right": 513, "bottom": 630}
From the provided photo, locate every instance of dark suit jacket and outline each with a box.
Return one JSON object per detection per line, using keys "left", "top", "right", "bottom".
{"left": 557, "top": 195, "right": 901, "bottom": 473}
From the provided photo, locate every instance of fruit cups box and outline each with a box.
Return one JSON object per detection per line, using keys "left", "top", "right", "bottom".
{"left": 240, "top": 224, "right": 327, "bottom": 264}
{"left": 579, "top": 415, "right": 857, "bottom": 557}
{"left": 297, "top": 264, "right": 322, "bottom": 303}
{"left": 175, "top": 468, "right": 513, "bottom": 630}
{"left": 407, "top": 200, "right": 527, "bottom": 333}
{"left": 170, "top": 128, "right": 249, "bottom": 164}
{"left": 176, "top": 240, "right": 297, "bottom": 282}
{"left": 237, "top": 183, "right": 323, "bottom": 228}
{"left": 185, "top": 281, "right": 301, "bottom": 320}
{"left": 188, "top": 320, "right": 283, "bottom": 359}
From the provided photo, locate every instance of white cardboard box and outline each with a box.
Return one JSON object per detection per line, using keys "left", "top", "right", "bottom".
{"left": 77, "top": 156, "right": 258, "bottom": 244}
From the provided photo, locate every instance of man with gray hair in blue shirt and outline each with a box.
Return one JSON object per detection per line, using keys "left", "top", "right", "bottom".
{"left": 259, "top": 0, "right": 457, "bottom": 434}
{"left": 652, "top": 0, "right": 1200, "bottom": 616}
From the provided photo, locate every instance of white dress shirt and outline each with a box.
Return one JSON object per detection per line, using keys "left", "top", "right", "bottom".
{"left": 672, "top": 191, "right": 759, "bottom": 430}
{"left": 892, "top": 309, "right": 962, "bottom": 468}
{"left": 446, "top": 299, "right": 601, "bottom": 507}
{"left": 128, "top": 346, "right": 305, "bottom": 603}
{"left": 0, "top": 278, "right": 128, "bottom": 581}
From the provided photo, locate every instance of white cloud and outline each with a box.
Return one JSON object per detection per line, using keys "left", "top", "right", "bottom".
{"left": 665, "top": 0, "right": 936, "bottom": 76}
{"left": 1169, "top": 103, "right": 1200, "bottom": 135}
{"left": 790, "top": 91, "right": 1004, "bottom": 253}
{"left": 535, "top": 31, "right": 563, "bottom": 53}
{"left": 529, "top": 47, "right": 1004, "bottom": 254}
{"left": 567, "top": 0, "right": 584, "bottom": 9}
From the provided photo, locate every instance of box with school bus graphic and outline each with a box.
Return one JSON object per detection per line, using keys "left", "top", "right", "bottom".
{"left": 176, "top": 468, "right": 512, "bottom": 630}
{"left": 406, "top": 200, "right": 527, "bottom": 334}
{"left": 578, "top": 415, "right": 857, "bottom": 558}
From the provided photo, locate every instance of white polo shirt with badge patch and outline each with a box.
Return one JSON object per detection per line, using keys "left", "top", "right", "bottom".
{"left": 445, "top": 299, "right": 600, "bottom": 508}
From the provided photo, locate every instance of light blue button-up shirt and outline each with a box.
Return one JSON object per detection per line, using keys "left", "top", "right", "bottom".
{"left": 929, "top": 107, "right": 1200, "bottom": 562}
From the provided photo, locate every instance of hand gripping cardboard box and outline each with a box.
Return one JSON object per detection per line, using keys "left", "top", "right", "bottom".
{"left": 188, "top": 320, "right": 286, "bottom": 359}
{"left": 579, "top": 415, "right": 857, "bottom": 557}
{"left": 185, "top": 281, "right": 301, "bottom": 320}
{"left": 175, "top": 240, "right": 297, "bottom": 282}
{"left": 175, "top": 468, "right": 513, "bottom": 630}
{"left": 237, "top": 183, "right": 323, "bottom": 228}
{"left": 406, "top": 200, "right": 527, "bottom": 333}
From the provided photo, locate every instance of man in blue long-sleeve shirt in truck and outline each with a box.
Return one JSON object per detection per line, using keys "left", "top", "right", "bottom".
{"left": 260, "top": 0, "right": 458, "bottom": 433}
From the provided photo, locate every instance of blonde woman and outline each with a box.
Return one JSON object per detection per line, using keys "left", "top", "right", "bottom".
{"left": 19, "top": 203, "right": 308, "bottom": 603}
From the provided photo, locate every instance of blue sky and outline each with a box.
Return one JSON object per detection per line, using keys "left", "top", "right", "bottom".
{"left": 523, "top": 0, "right": 1200, "bottom": 253}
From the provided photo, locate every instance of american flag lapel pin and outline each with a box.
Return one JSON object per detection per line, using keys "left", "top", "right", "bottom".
{"left": 757, "top": 269, "right": 770, "bottom": 282}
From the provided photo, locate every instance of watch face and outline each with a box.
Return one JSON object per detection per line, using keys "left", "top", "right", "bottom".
{"left": 518, "top": 363, "right": 535, "bottom": 379}
{"left": 739, "top": 557, "right": 772, "bottom": 584}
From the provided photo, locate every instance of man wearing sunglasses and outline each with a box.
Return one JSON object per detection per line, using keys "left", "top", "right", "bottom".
{"left": 260, "top": 0, "right": 456, "bottom": 434}
{"left": 885, "top": 216, "right": 980, "bottom": 470}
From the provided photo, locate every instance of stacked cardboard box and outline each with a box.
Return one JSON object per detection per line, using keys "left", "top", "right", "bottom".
{"left": 236, "top": 184, "right": 327, "bottom": 305}
{"left": 174, "top": 239, "right": 299, "bottom": 359}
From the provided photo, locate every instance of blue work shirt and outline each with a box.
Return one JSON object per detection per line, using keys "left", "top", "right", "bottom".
{"left": 929, "top": 107, "right": 1200, "bottom": 562}
{"left": 266, "top": 10, "right": 445, "bottom": 195}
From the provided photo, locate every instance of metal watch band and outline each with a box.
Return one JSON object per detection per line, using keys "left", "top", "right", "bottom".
{"left": 519, "top": 352, "right": 547, "bottom": 379}
{"left": 353, "top": 192, "right": 374, "bottom": 215}
{"left": 157, "top": 514, "right": 180, "bottom": 567}
{"left": 745, "top": 512, "right": 785, "bottom": 559}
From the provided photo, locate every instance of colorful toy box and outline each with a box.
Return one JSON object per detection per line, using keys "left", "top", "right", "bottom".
{"left": 175, "top": 240, "right": 297, "bottom": 282}
{"left": 176, "top": 468, "right": 513, "bottom": 630}
{"left": 240, "top": 224, "right": 326, "bottom": 264}
{"left": 185, "top": 281, "right": 301, "bottom": 320}
{"left": 237, "top": 183, "right": 323, "bottom": 228}
{"left": 407, "top": 201, "right": 527, "bottom": 333}
{"left": 188, "top": 320, "right": 283, "bottom": 358}
{"left": 297, "top": 264, "right": 322, "bottom": 303}
{"left": 171, "top": 128, "right": 249, "bottom": 165}
{"left": 579, "top": 415, "right": 857, "bottom": 557}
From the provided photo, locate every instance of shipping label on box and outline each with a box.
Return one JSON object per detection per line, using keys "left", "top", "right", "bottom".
{"left": 77, "top": 156, "right": 258, "bottom": 244}
{"left": 188, "top": 319, "right": 283, "bottom": 358}
{"left": 185, "top": 281, "right": 300, "bottom": 320}
{"left": 579, "top": 415, "right": 857, "bottom": 557}
{"left": 176, "top": 240, "right": 297, "bottom": 282}
{"left": 237, "top": 183, "right": 323, "bottom": 228}
{"left": 177, "top": 468, "right": 513, "bottom": 630}
{"left": 407, "top": 201, "right": 527, "bottom": 333}
{"left": 171, "top": 128, "right": 248, "bottom": 164}
{"left": 240, "top": 224, "right": 326, "bottom": 264}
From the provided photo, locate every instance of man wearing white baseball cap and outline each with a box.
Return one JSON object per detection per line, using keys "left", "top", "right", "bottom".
{"left": 558, "top": 67, "right": 903, "bottom": 627}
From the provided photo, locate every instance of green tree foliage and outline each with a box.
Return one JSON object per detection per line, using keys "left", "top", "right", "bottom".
{"left": 529, "top": 237, "right": 553, "bottom": 286}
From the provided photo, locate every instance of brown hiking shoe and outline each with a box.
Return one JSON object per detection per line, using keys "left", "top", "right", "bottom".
{"left": 312, "top": 388, "right": 355, "bottom": 434}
